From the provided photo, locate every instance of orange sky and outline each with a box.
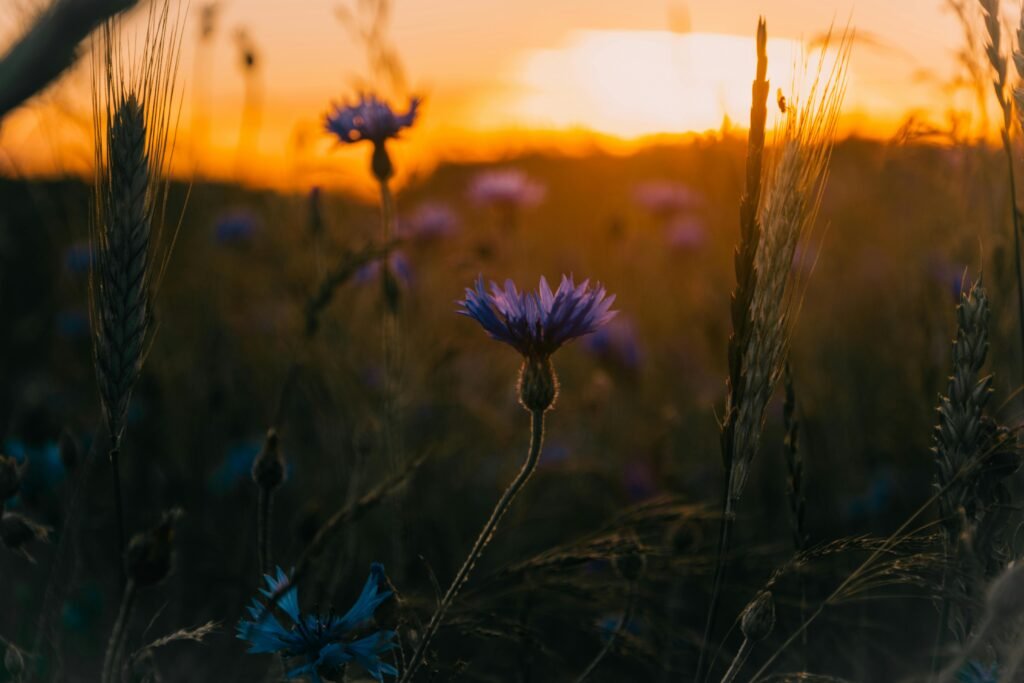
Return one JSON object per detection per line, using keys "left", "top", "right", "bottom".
{"left": 0, "top": 0, "right": 1001, "bottom": 191}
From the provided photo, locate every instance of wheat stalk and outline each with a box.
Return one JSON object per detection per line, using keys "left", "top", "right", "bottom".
{"left": 90, "top": 0, "right": 184, "bottom": 580}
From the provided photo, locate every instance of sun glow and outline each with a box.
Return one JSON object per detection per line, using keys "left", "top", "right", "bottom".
{"left": 470, "top": 30, "right": 818, "bottom": 138}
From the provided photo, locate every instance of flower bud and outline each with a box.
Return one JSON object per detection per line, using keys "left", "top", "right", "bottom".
{"left": 0, "top": 513, "right": 51, "bottom": 562}
{"left": 125, "top": 508, "right": 182, "bottom": 587}
{"left": 251, "top": 430, "right": 286, "bottom": 491}
{"left": 0, "top": 454, "right": 20, "bottom": 502}
{"left": 518, "top": 357, "right": 558, "bottom": 413}
{"left": 740, "top": 590, "right": 776, "bottom": 642}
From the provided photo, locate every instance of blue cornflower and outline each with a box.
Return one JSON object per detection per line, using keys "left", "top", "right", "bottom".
{"left": 63, "top": 242, "right": 93, "bottom": 276}
{"left": 325, "top": 94, "right": 420, "bottom": 182}
{"left": 214, "top": 209, "right": 260, "bottom": 245}
{"left": 459, "top": 275, "right": 616, "bottom": 412}
{"left": 957, "top": 660, "right": 998, "bottom": 683}
{"left": 237, "top": 564, "right": 398, "bottom": 682}
{"left": 459, "top": 275, "right": 616, "bottom": 361}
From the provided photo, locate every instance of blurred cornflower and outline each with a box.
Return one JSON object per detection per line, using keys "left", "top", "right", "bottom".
{"left": 623, "top": 459, "right": 657, "bottom": 501}
{"left": 399, "top": 202, "right": 459, "bottom": 241}
{"left": 238, "top": 564, "right": 398, "bottom": 682}
{"left": 63, "top": 242, "right": 92, "bottom": 276}
{"left": 356, "top": 251, "right": 414, "bottom": 288}
{"left": 214, "top": 209, "right": 261, "bottom": 245}
{"left": 632, "top": 180, "right": 703, "bottom": 218}
{"left": 3, "top": 438, "right": 65, "bottom": 501}
{"left": 325, "top": 94, "right": 420, "bottom": 182}
{"left": 842, "top": 467, "right": 895, "bottom": 521}
{"left": 928, "top": 255, "right": 967, "bottom": 303}
{"left": 55, "top": 308, "right": 91, "bottom": 340}
{"left": 208, "top": 440, "right": 263, "bottom": 494}
{"left": 468, "top": 169, "right": 545, "bottom": 209}
{"left": 956, "top": 661, "right": 998, "bottom": 683}
{"left": 459, "top": 275, "right": 616, "bottom": 412}
{"left": 665, "top": 215, "right": 707, "bottom": 251}
{"left": 581, "top": 316, "right": 643, "bottom": 371}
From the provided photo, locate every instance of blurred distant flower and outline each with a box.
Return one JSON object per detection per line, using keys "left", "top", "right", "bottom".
{"left": 208, "top": 440, "right": 262, "bottom": 494}
{"left": 5, "top": 438, "right": 65, "bottom": 501}
{"left": 928, "top": 255, "right": 966, "bottom": 303}
{"left": 459, "top": 276, "right": 615, "bottom": 362}
{"left": 238, "top": 564, "right": 398, "bottom": 681}
{"left": 596, "top": 612, "right": 642, "bottom": 642}
{"left": 843, "top": 467, "right": 895, "bottom": 521}
{"left": 400, "top": 202, "right": 459, "bottom": 241}
{"left": 55, "top": 308, "right": 90, "bottom": 340}
{"left": 468, "top": 169, "right": 545, "bottom": 209}
{"left": 63, "top": 242, "right": 92, "bottom": 276}
{"left": 356, "top": 251, "right": 413, "bottom": 288}
{"left": 215, "top": 209, "right": 261, "bottom": 245}
{"left": 539, "top": 439, "right": 571, "bottom": 467}
{"left": 62, "top": 583, "right": 103, "bottom": 633}
{"left": 665, "top": 216, "right": 707, "bottom": 251}
{"left": 957, "top": 661, "right": 998, "bottom": 683}
{"left": 325, "top": 94, "right": 420, "bottom": 182}
{"left": 623, "top": 459, "right": 657, "bottom": 501}
{"left": 633, "top": 181, "right": 702, "bottom": 218}
{"left": 582, "top": 317, "right": 643, "bottom": 371}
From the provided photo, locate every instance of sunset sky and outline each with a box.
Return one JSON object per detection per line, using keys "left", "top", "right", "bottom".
{"left": 0, "top": 0, "right": 999, "bottom": 190}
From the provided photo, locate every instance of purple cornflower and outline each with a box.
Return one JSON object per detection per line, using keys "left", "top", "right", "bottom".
{"left": 325, "top": 94, "right": 420, "bottom": 182}
{"left": 633, "top": 181, "right": 703, "bottom": 218}
{"left": 399, "top": 202, "right": 459, "bottom": 242}
{"left": 63, "top": 242, "right": 92, "bottom": 276}
{"left": 459, "top": 275, "right": 616, "bottom": 361}
{"left": 582, "top": 316, "right": 643, "bottom": 371}
{"left": 214, "top": 209, "right": 260, "bottom": 245}
{"left": 468, "top": 169, "right": 545, "bottom": 209}
{"left": 355, "top": 251, "right": 413, "bottom": 288}
{"left": 459, "top": 275, "right": 616, "bottom": 412}
{"left": 665, "top": 216, "right": 707, "bottom": 251}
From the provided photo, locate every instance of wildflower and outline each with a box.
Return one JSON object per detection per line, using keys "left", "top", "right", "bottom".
{"left": 581, "top": 317, "right": 643, "bottom": 371}
{"left": 237, "top": 564, "right": 398, "bottom": 682}
{"left": 55, "top": 308, "right": 90, "bottom": 340}
{"left": 665, "top": 215, "right": 707, "bottom": 251}
{"left": 957, "top": 661, "right": 998, "bottom": 683}
{"left": 63, "top": 242, "right": 92, "bottom": 276}
{"left": 325, "top": 94, "right": 419, "bottom": 182}
{"left": 209, "top": 440, "right": 263, "bottom": 494}
{"left": 468, "top": 169, "right": 545, "bottom": 209}
{"left": 355, "top": 252, "right": 413, "bottom": 289}
{"left": 458, "top": 275, "right": 616, "bottom": 411}
{"left": 399, "top": 202, "right": 459, "bottom": 241}
{"left": 214, "top": 209, "right": 260, "bottom": 245}
{"left": 632, "top": 180, "right": 702, "bottom": 218}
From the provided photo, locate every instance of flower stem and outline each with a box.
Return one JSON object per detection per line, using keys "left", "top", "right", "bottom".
{"left": 399, "top": 409, "right": 546, "bottom": 683}
{"left": 101, "top": 579, "right": 136, "bottom": 683}
{"left": 257, "top": 487, "right": 273, "bottom": 577}
{"left": 719, "top": 637, "right": 752, "bottom": 683}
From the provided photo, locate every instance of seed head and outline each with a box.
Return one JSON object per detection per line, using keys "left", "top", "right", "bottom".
{"left": 740, "top": 590, "right": 776, "bottom": 642}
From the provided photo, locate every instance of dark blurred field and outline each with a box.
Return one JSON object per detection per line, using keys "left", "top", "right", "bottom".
{"left": 1, "top": 135, "right": 1020, "bottom": 681}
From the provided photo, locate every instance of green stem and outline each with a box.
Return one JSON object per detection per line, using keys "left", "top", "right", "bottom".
{"left": 101, "top": 579, "right": 136, "bottom": 683}
{"left": 719, "top": 637, "right": 752, "bottom": 683}
{"left": 398, "top": 410, "right": 546, "bottom": 683}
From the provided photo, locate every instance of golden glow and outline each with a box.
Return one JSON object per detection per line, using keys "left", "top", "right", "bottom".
{"left": 475, "top": 31, "right": 809, "bottom": 137}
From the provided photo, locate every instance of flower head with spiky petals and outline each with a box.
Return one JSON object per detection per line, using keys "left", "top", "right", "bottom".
{"left": 325, "top": 95, "right": 419, "bottom": 146}
{"left": 237, "top": 563, "right": 398, "bottom": 682}
{"left": 459, "top": 275, "right": 616, "bottom": 361}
